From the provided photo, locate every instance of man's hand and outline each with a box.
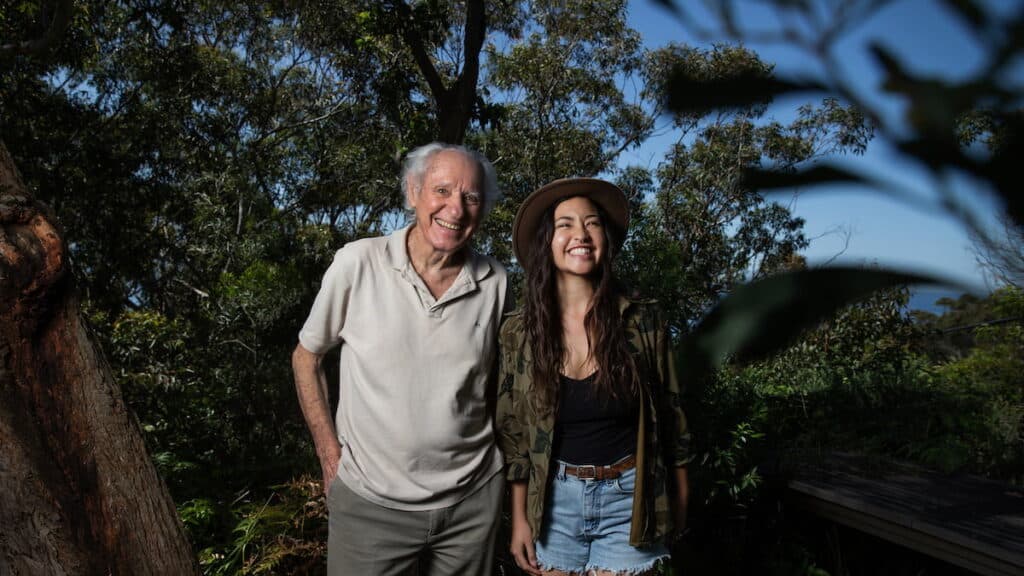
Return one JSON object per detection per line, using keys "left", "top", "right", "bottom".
{"left": 509, "top": 516, "right": 540, "bottom": 575}
{"left": 319, "top": 442, "right": 342, "bottom": 496}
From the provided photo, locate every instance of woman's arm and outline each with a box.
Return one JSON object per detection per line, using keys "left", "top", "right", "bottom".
{"left": 509, "top": 481, "right": 540, "bottom": 575}
{"left": 652, "top": 305, "right": 692, "bottom": 535}
{"left": 496, "top": 317, "right": 542, "bottom": 574}
{"left": 656, "top": 307, "right": 692, "bottom": 470}
{"left": 674, "top": 466, "right": 689, "bottom": 534}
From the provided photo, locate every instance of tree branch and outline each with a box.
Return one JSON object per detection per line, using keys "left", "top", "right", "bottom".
{"left": 454, "top": 0, "right": 486, "bottom": 115}
{"left": 256, "top": 99, "right": 351, "bottom": 144}
{"left": 392, "top": 0, "right": 449, "bottom": 104}
{"left": 0, "top": 0, "right": 74, "bottom": 61}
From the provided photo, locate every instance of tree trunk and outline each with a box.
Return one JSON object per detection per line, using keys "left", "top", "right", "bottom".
{"left": 0, "top": 139, "right": 199, "bottom": 575}
{"left": 394, "top": 0, "right": 485, "bottom": 144}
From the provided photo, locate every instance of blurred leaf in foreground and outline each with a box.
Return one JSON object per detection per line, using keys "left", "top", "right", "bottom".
{"left": 682, "top": 267, "right": 952, "bottom": 376}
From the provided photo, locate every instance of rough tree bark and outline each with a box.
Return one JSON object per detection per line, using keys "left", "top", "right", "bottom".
{"left": 0, "top": 140, "right": 199, "bottom": 575}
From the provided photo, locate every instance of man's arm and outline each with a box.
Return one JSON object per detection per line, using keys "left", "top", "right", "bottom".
{"left": 292, "top": 343, "right": 342, "bottom": 495}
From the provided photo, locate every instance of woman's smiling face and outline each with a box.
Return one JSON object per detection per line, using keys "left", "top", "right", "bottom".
{"left": 550, "top": 196, "right": 605, "bottom": 280}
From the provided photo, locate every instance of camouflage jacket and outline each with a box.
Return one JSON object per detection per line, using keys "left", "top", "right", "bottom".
{"left": 496, "top": 296, "right": 691, "bottom": 547}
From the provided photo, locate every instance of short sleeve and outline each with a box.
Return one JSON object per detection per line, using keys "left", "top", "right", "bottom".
{"left": 298, "top": 248, "right": 353, "bottom": 354}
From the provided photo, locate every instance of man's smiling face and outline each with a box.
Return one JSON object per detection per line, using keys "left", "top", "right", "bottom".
{"left": 407, "top": 149, "right": 483, "bottom": 256}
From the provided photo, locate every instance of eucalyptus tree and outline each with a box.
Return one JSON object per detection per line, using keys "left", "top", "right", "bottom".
{"left": 459, "top": 0, "right": 653, "bottom": 270}
{"left": 0, "top": 1, "right": 199, "bottom": 573}
{"left": 617, "top": 44, "right": 872, "bottom": 334}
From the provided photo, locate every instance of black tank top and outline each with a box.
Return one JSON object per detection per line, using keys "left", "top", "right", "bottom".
{"left": 551, "top": 372, "right": 638, "bottom": 465}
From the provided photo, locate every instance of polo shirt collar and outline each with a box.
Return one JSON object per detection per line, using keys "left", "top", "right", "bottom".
{"left": 384, "top": 224, "right": 412, "bottom": 270}
{"left": 384, "top": 224, "right": 495, "bottom": 298}
{"left": 464, "top": 247, "right": 494, "bottom": 282}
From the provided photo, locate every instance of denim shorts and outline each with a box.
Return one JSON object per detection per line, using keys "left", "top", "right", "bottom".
{"left": 535, "top": 460, "right": 670, "bottom": 574}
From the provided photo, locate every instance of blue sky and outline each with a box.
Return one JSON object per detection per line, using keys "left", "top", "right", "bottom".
{"left": 621, "top": 0, "right": 1020, "bottom": 302}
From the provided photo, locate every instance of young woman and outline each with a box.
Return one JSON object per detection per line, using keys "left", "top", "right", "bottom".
{"left": 497, "top": 178, "right": 692, "bottom": 576}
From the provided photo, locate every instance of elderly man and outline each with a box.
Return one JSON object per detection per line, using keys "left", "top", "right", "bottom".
{"left": 293, "top": 142, "right": 507, "bottom": 575}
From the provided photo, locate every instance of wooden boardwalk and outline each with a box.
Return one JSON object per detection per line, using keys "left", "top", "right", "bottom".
{"left": 787, "top": 453, "right": 1024, "bottom": 576}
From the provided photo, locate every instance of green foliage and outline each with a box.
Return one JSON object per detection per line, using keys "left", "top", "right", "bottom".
{"left": 676, "top": 286, "right": 1020, "bottom": 574}
{"left": 192, "top": 477, "right": 327, "bottom": 576}
{"left": 3, "top": 1, "right": 415, "bottom": 507}
{"left": 704, "top": 285, "right": 1023, "bottom": 483}
{"left": 479, "top": 0, "right": 647, "bottom": 194}
{"left": 699, "top": 422, "right": 764, "bottom": 506}
{"left": 925, "top": 286, "right": 1024, "bottom": 481}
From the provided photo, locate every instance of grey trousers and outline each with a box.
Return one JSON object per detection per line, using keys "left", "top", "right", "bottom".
{"left": 326, "top": 472, "right": 504, "bottom": 576}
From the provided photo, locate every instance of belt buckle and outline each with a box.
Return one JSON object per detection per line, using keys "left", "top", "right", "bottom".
{"left": 576, "top": 465, "right": 597, "bottom": 479}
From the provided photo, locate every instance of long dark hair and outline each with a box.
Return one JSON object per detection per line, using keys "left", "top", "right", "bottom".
{"left": 523, "top": 196, "right": 639, "bottom": 416}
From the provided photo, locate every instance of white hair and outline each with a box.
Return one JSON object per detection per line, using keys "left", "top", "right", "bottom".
{"left": 400, "top": 142, "right": 500, "bottom": 218}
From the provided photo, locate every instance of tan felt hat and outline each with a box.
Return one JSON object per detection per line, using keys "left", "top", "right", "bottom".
{"left": 512, "top": 178, "right": 629, "bottom": 266}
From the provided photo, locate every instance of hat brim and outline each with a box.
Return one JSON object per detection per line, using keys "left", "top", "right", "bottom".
{"left": 512, "top": 178, "right": 630, "bottom": 266}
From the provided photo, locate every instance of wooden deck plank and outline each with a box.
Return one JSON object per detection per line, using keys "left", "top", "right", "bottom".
{"left": 787, "top": 453, "right": 1024, "bottom": 576}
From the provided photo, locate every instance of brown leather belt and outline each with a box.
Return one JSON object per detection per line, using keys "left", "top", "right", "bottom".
{"left": 563, "top": 455, "right": 636, "bottom": 480}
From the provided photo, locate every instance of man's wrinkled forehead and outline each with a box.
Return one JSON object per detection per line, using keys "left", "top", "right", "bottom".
{"left": 419, "top": 149, "right": 483, "bottom": 190}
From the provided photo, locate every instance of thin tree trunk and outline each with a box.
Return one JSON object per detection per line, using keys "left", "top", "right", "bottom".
{"left": 0, "top": 139, "right": 199, "bottom": 575}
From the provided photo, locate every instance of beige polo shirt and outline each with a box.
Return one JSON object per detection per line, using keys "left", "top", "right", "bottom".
{"left": 298, "top": 225, "right": 507, "bottom": 510}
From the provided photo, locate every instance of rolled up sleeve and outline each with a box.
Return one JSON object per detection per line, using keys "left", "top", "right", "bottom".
{"left": 496, "top": 318, "right": 531, "bottom": 481}
{"left": 656, "top": 310, "right": 693, "bottom": 467}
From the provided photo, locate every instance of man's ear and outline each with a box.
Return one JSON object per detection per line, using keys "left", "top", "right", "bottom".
{"left": 405, "top": 175, "right": 419, "bottom": 209}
